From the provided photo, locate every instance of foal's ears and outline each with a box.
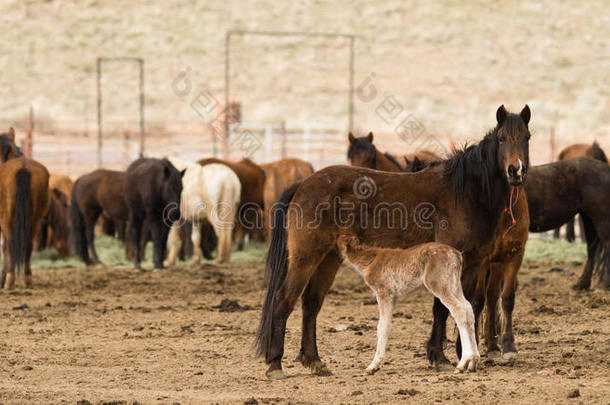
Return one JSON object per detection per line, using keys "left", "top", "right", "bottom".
{"left": 348, "top": 132, "right": 355, "bottom": 143}
{"left": 366, "top": 131, "right": 374, "bottom": 142}
{"left": 520, "top": 104, "right": 531, "bottom": 125}
{"left": 496, "top": 105, "right": 507, "bottom": 126}
{"left": 7, "top": 127, "right": 15, "bottom": 141}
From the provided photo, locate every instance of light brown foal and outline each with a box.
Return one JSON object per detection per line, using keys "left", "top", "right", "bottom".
{"left": 336, "top": 235, "right": 480, "bottom": 374}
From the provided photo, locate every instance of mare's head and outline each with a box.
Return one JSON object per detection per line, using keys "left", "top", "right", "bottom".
{"left": 404, "top": 156, "right": 427, "bottom": 173}
{"left": 494, "top": 105, "right": 531, "bottom": 186}
{"left": 0, "top": 128, "right": 22, "bottom": 162}
{"left": 161, "top": 159, "right": 185, "bottom": 224}
{"left": 347, "top": 132, "right": 377, "bottom": 169}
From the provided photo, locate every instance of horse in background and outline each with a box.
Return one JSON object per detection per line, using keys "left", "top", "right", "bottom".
{"left": 125, "top": 158, "right": 184, "bottom": 270}
{"left": 37, "top": 188, "right": 70, "bottom": 257}
{"left": 261, "top": 158, "right": 314, "bottom": 239}
{"left": 554, "top": 142, "right": 608, "bottom": 242}
{"left": 70, "top": 169, "right": 129, "bottom": 265}
{"left": 256, "top": 106, "right": 531, "bottom": 379}
{"left": 49, "top": 173, "right": 73, "bottom": 197}
{"left": 347, "top": 132, "right": 441, "bottom": 172}
{"left": 164, "top": 157, "right": 240, "bottom": 265}
{"left": 198, "top": 157, "right": 265, "bottom": 249}
{"left": 0, "top": 128, "right": 50, "bottom": 289}
{"left": 527, "top": 158, "right": 610, "bottom": 290}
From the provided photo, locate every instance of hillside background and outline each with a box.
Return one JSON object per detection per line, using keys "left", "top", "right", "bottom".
{"left": 1, "top": 0, "right": 608, "bottom": 174}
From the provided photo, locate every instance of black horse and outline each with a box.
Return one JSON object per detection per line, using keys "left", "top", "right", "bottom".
{"left": 125, "top": 158, "right": 184, "bottom": 270}
{"left": 527, "top": 158, "right": 610, "bottom": 290}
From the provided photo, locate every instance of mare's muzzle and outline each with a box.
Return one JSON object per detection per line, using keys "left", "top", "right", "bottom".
{"left": 507, "top": 159, "right": 526, "bottom": 185}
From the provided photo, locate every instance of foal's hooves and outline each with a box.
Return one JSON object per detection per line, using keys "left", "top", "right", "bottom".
{"left": 311, "top": 362, "right": 333, "bottom": 376}
{"left": 455, "top": 356, "right": 480, "bottom": 373}
{"left": 486, "top": 350, "right": 501, "bottom": 361}
{"left": 266, "top": 369, "right": 287, "bottom": 380}
{"left": 435, "top": 362, "right": 455, "bottom": 373}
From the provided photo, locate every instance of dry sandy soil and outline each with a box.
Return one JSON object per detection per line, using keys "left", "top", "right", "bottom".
{"left": 1, "top": 255, "right": 609, "bottom": 404}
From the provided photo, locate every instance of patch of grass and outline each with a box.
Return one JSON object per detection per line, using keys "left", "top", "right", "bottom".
{"left": 30, "top": 235, "right": 267, "bottom": 269}
{"left": 524, "top": 237, "right": 587, "bottom": 262}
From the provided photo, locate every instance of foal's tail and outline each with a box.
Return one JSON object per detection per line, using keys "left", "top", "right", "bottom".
{"left": 11, "top": 167, "right": 32, "bottom": 271}
{"left": 255, "top": 181, "right": 301, "bottom": 360}
{"left": 69, "top": 180, "right": 89, "bottom": 264}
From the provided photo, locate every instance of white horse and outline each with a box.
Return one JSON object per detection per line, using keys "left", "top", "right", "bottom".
{"left": 336, "top": 235, "right": 480, "bottom": 374}
{"left": 163, "top": 156, "right": 241, "bottom": 265}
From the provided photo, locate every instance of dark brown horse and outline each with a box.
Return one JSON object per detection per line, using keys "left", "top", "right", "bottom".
{"left": 347, "top": 132, "right": 441, "bottom": 172}
{"left": 527, "top": 158, "right": 610, "bottom": 290}
{"left": 198, "top": 157, "right": 266, "bottom": 249}
{"left": 0, "top": 128, "right": 50, "bottom": 289}
{"left": 37, "top": 188, "right": 70, "bottom": 257}
{"left": 256, "top": 105, "right": 532, "bottom": 379}
{"left": 261, "top": 158, "right": 315, "bottom": 239}
{"left": 554, "top": 142, "right": 608, "bottom": 242}
{"left": 70, "top": 169, "right": 129, "bottom": 265}
{"left": 125, "top": 158, "right": 183, "bottom": 270}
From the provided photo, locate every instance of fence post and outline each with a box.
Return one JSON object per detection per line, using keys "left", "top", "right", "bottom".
{"left": 304, "top": 125, "right": 311, "bottom": 161}
{"left": 25, "top": 106, "right": 34, "bottom": 158}
{"left": 549, "top": 126, "right": 556, "bottom": 162}
{"left": 265, "top": 124, "right": 272, "bottom": 162}
{"left": 280, "top": 120, "right": 286, "bottom": 159}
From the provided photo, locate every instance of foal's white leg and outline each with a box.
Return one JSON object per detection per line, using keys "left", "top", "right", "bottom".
{"left": 366, "top": 290, "right": 395, "bottom": 374}
{"left": 191, "top": 222, "right": 202, "bottom": 265}
{"left": 426, "top": 267, "right": 480, "bottom": 373}
{"left": 164, "top": 223, "right": 180, "bottom": 267}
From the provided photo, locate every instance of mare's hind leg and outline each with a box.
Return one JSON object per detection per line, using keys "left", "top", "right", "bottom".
{"left": 128, "top": 214, "right": 144, "bottom": 270}
{"left": 149, "top": 219, "right": 167, "bottom": 269}
{"left": 565, "top": 217, "right": 576, "bottom": 243}
{"left": 265, "top": 251, "right": 328, "bottom": 380}
{"left": 426, "top": 297, "right": 450, "bottom": 369}
{"left": 424, "top": 260, "right": 480, "bottom": 373}
{"left": 366, "top": 289, "right": 395, "bottom": 374}
{"left": 2, "top": 239, "right": 14, "bottom": 289}
{"left": 297, "top": 251, "right": 341, "bottom": 376}
{"left": 24, "top": 239, "right": 34, "bottom": 288}
{"left": 499, "top": 248, "right": 525, "bottom": 361}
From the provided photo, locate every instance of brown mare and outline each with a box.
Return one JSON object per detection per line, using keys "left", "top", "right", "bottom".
{"left": 49, "top": 173, "right": 73, "bottom": 197}
{"left": 554, "top": 142, "right": 608, "bottom": 242}
{"left": 355, "top": 130, "right": 529, "bottom": 363}
{"left": 198, "top": 157, "right": 266, "bottom": 249}
{"left": 347, "top": 131, "right": 440, "bottom": 172}
{"left": 0, "top": 128, "right": 50, "bottom": 289}
{"left": 256, "top": 105, "right": 531, "bottom": 379}
{"left": 261, "top": 158, "right": 314, "bottom": 238}
{"left": 70, "top": 169, "right": 129, "bottom": 265}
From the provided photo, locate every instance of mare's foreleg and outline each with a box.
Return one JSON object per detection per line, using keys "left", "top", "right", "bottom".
{"left": 484, "top": 262, "right": 503, "bottom": 359}
{"left": 128, "top": 214, "right": 144, "bottom": 270}
{"left": 499, "top": 248, "right": 525, "bottom": 361}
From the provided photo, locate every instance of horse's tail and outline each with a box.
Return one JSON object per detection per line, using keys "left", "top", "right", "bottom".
{"left": 255, "top": 181, "right": 301, "bottom": 359}
{"left": 582, "top": 214, "right": 610, "bottom": 288}
{"left": 11, "top": 167, "right": 32, "bottom": 271}
{"left": 69, "top": 180, "right": 89, "bottom": 263}
{"left": 592, "top": 141, "right": 608, "bottom": 164}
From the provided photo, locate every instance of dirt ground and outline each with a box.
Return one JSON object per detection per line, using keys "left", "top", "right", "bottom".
{"left": 1, "top": 256, "right": 608, "bottom": 404}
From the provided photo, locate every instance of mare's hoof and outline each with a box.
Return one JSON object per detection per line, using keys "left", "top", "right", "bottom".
{"left": 502, "top": 351, "right": 518, "bottom": 362}
{"left": 486, "top": 350, "right": 501, "bottom": 360}
{"left": 435, "top": 362, "right": 455, "bottom": 373}
{"left": 571, "top": 280, "right": 590, "bottom": 291}
{"left": 311, "top": 363, "right": 333, "bottom": 376}
{"left": 266, "top": 369, "right": 287, "bottom": 380}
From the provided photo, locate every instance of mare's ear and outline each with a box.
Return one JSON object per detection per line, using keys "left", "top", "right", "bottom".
{"left": 496, "top": 105, "right": 507, "bottom": 126}
{"left": 348, "top": 132, "right": 355, "bottom": 143}
{"left": 8, "top": 127, "right": 15, "bottom": 141}
{"left": 413, "top": 156, "right": 421, "bottom": 165}
{"left": 180, "top": 169, "right": 186, "bottom": 178}
{"left": 520, "top": 104, "right": 531, "bottom": 125}
{"left": 163, "top": 165, "right": 171, "bottom": 178}
{"left": 366, "top": 131, "right": 373, "bottom": 142}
